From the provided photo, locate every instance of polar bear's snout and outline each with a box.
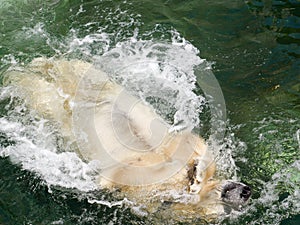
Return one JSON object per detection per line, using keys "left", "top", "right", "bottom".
{"left": 221, "top": 181, "right": 251, "bottom": 209}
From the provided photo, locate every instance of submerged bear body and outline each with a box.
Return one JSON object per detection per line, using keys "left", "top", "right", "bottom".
{"left": 3, "top": 58, "right": 251, "bottom": 222}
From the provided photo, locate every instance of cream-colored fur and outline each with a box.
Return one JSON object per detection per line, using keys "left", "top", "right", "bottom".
{"left": 4, "top": 58, "right": 227, "bottom": 221}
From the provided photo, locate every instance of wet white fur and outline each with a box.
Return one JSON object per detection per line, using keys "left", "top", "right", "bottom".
{"left": 4, "top": 58, "right": 227, "bottom": 221}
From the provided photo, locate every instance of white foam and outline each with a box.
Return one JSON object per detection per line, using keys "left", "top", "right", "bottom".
{"left": 1, "top": 54, "right": 18, "bottom": 65}
{"left": 88, "top": 197, "right": 132, "bottom": 208}
{"left": 88, "top": 198, "right": 148, "bottom": 217}
{"left": 95, "top": 38, "right": 206, "bottom": 131}
{"left": 0, "top": 108, "right": 99, "bottom": 192}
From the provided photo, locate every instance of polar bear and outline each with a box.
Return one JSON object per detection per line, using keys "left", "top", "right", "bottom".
{"left": 3, "top": 58, "right": 251, "bottom": 222}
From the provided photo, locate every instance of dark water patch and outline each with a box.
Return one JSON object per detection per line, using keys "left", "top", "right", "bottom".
{"left": 281, "top": 215, "right": 300, "bottom": 225}
{"left": 0, "top": 132, "right": 15, "bottom": 148}
{"left": 0, "top": 157, "right": 68, "bottom": 225}
{"left": 0, "top": 157, "right": 147, "bottom": 225}
{"left": 243, "top": 0, "right": 300, "bottom": 109}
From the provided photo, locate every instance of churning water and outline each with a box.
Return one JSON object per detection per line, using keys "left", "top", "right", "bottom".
{"left": 0, "top": 0, "right": 299, "bottom": 224}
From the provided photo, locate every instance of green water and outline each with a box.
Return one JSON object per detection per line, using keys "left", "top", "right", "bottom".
{"left": 0, "top": 0, "right": 299, "bottom": 224}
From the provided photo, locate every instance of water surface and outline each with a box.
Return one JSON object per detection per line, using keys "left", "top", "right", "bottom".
{"left": 0, "top": 0, "right": 299, "bottom": 224}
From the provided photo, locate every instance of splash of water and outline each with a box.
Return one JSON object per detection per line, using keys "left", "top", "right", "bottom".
{"left": 0, "top": 1, "right": 239, "bottom": 221}
{"left": 0, "top": 88, "right": 99, "bottom": 192}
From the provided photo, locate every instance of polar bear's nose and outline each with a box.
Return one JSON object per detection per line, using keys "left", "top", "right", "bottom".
{"left": 221, "top": 181, "right": 252, "bottom": 207}
{"left": 240, "top": 185, "right": 251, "bottom": 200}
